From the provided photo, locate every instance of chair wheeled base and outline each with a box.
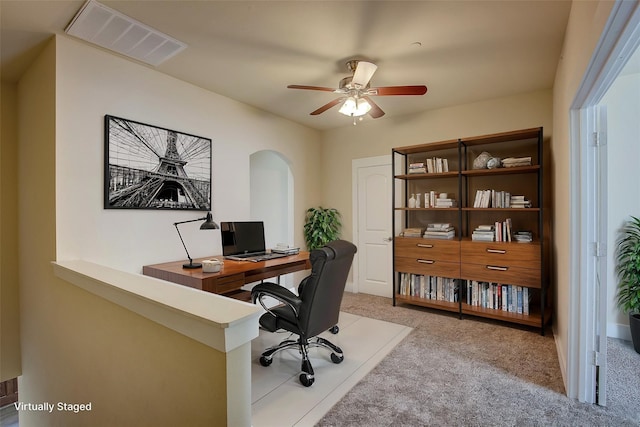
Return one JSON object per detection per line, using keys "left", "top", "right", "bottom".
{"left": 259, "top": 335, "right": 344, "bottom": 387}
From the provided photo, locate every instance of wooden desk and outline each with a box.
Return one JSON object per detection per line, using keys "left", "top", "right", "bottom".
{"left": 142, "top": 252, "right": 311, "bottom": 301}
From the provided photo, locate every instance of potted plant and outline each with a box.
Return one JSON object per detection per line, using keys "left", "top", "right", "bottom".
{"left": 614, "top": 216, "right": 640, "bottom": 354}
{"left": 303, "top": 207, "right": 342, "bottom": 250}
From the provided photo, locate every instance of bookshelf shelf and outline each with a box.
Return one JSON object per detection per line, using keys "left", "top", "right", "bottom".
{"left": 396, "top": 295, "right": 460, "bottom": 313}
{"left": 461, "top": 165, "right": 540, "bottom": 177}
{"left": 461, "top": 303, "right": 542, "bottom": 327}
{"left": 392, "top": 127, "right": 550, "bottom": 334}
{"left": 395, "top": 171, "right": 459, "bottom": 180}
{"left": 461, "top": 207, "right": 541, "bottom": 212}
{"left": 396, "top": 207, "right": 460, "bottom": 212}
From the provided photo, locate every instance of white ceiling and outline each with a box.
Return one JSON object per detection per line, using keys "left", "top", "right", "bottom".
{"left": 1, "top": 0, "right": 574, "bottom": 131}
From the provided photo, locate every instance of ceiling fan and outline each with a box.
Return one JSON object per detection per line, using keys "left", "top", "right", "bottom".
{"left": 287, "top": 60, "right": 428, "bottom": 123}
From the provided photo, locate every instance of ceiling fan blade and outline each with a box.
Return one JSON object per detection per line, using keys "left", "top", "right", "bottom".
{"left": 367, "top": 85, "right": 428, "bottom": 96}
{"left": 287, "top": 84, "right": 336, "bottom": 92}
{"left": 352, "top": 61, "right": 378, "bottom": 88}
{"left": 310, "top": 98, "right": 344, "bottom": 115}
{"left": 363, "top": 96, "right": 385, "bottom": 118}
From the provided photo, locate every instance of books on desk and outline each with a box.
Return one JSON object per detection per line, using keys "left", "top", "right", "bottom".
{"left": 271, "top": 245, "right": 300, "bottom": 255}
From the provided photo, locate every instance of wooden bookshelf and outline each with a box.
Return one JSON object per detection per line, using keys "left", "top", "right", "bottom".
{"left": 392, "top": 127, "right": 551, "bottom": 334}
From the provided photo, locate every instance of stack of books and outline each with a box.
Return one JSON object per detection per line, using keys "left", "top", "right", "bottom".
{"left": 408, "top": 162, "right": 426, "bottom": 174}
{"left": 510, "top": 195, "right": 531, "bottom": 208}
{"left": 513, "top": 231, "right": 533, "bottom": 243}
{"left": 435, "top": 197, "right": 457, "bottom": 208}
{"left": 471, "top": 225, "right": 495, "bottom": 241}
{"left": 423, "top": 223, "right": 455, "bottom": 240}
{"left": 272, "top": 245, "right": 300, "bottom": 255}
{"left": 502, "top": 157, "right": 532, "bottom": 167}
{"left": 401, "top": 227, "right": 424, "bottom": 238}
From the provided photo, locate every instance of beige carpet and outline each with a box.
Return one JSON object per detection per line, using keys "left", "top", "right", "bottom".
{"left": 317, "top": 292, "right": 639, "bottom": 426}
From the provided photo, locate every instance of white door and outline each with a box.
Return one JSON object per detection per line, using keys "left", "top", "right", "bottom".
{"left": 352, "top": 156, "right": 393, "bottom": 297}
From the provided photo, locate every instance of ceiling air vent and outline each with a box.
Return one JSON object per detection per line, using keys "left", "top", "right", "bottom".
{"left": 65, "top": 0, "right": 186, "bottom": 66}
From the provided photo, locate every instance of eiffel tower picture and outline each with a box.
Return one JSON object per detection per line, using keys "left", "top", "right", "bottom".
{"left": 105, "top": 116, "right": 211, "bottom": 210}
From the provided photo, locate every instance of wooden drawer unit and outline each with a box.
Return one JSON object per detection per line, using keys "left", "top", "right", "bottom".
{"left": 460, "top": 262, "right": 540, "bottom": 288}
{"left": 395, "top": 257, "right": 460, "bottom": 278}
{"left": 203, "top": 273, "right": 245, "bottom": 294}
{"left": 461, "top": 241, "right": 540, "bottom": 269}
{"left": 395, "top": 237, "right": 460, "bottom": 262}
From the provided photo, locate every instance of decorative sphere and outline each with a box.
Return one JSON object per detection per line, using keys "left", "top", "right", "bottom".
{"left": 487, "top": 157, "right": 501, "bottom": 169}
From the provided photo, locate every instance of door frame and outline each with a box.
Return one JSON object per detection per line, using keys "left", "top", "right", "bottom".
{"left": 568, "top": 0, "right": 640, "bottom": 404}
{"left": 351, "top": 154, "right": 392, "bottom": 294}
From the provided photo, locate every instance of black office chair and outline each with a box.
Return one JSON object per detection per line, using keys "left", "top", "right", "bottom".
{"left": 251, "top": 240, "right": 357, "bottom": 387}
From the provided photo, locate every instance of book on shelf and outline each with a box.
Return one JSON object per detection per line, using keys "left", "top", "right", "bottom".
{"left": 435, "top": 199, "right": 457, "bottom": 208}
{"left": 400, "top": 227, "right": 425, "bottom": 238}
{"left": 427, "top": 222, "right": 453, "bottom": 230}
{"left": 473, "top": 189, "right": 492, "bottom": 208}
{"left": 494, "top": 218, "right": 514, "bottom": 242}
{"left": 271, "top": 246, "right": 300, "bottom": 255}
{"left": 423, "top": 230, "right": 455, "bottom": 239}
{"left": 423, "top": 223, "right": 455, "bottom": 239}
{"left": 465, "top": 281, "right": 530, "bottom": 315}
{"left": 398, "top": 273, "right": 458, "bottom": 302}
{"left": 510, "top": 195, "right": 531, "bottom": 208}
{"left": 472, "top": 224, "right": 495, "bottom": 241}
{"left": 408, "top": 162, "right": 426, "bottom": 174}
{"left": 513, "top": 231, "right": 533, "bottom": 243}
{"left": 474, "top": 189, "right": 514, "bottom": 208}
{"left": 502, "top": 156, "right": 532, "bottom": 168}
{"left": 425, "top": 157, "right": 450, "bottom": 173}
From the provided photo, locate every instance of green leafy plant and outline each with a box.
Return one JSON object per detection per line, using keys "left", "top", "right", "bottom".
{"left": 303, "top": 207, "right": 342, "bottom": 250}
{"left": 615, "top": 216, "right": 640, "bottom": 314}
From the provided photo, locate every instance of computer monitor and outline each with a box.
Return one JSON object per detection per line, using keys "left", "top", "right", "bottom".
{"left": 221, "top": 221, "right": 266, "bottom": 256}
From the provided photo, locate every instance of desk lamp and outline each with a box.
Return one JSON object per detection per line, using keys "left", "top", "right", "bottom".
{"left": 174, "top": 212, "right": 219, "bottom": 269}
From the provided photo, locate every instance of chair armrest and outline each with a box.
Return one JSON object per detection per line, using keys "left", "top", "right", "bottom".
{"left": 251, "top": 282, "right": 302, "bottom": 317}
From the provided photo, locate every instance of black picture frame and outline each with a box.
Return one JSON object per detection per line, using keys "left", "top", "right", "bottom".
{"left": 104, "top": 115, "right": 212, "bottom": 210}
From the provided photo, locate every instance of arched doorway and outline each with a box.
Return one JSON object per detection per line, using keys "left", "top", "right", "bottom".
{"left": 249, "top": 150, "right": 294, "bottom": 268}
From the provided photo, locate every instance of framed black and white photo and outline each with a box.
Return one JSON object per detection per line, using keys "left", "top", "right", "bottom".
{"left": 104, "top": 115, "right": 211, "bottom": 210}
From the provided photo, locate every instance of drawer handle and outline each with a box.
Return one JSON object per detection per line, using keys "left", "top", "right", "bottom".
{"left": 417, "top": 243, "right": 434, "bottom": 248}
{"left": 417, "top": 259, "right": 435, "bottom": 264}
{"left": 486, "top": 265, "right": 508, "bottom": 271}
{"left": 486, "top": 248, "right": 507, "bottom": 254}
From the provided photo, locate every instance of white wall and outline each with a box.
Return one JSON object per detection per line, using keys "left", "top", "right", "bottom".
{"left": 15, "top": 34, "right": 323, "bottom": 425}
{"left": 602, "top": 71, "right": 640, "bottom": 340}
{"left": 321, "top": 89, "right": 553, "bottom": 247}
{"left": 55, "top": 35, "right": 321, "bottom": 273}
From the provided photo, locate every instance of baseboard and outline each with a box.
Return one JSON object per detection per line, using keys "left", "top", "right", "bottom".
{"left": 552, "top": 324, "right": 568, "bottom": 396}
{"left": 344, "top": 280, "right": 354, "bottom": 294}
{"left": 607, "top": 321, "right": 632, "bottom": 341}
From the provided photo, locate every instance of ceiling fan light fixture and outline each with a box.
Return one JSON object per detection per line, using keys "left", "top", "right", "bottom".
{"left": 339, "top": 97, "right": 371, "bottom": 117}
{"left": 351, "top": 61, "right": 378, "bottom": 88}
